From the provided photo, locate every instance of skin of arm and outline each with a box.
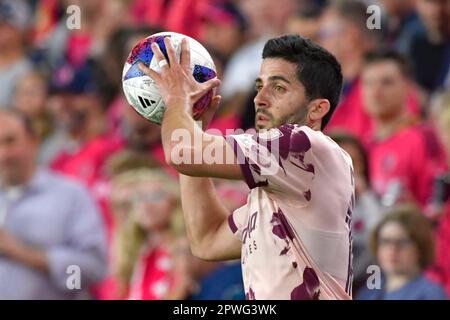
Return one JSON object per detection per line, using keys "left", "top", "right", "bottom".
{"left": 139, "top": 38, "right": 244, "bottom": 260}
{"left": 0, "top": 229, "right": 48, "bottom": 273}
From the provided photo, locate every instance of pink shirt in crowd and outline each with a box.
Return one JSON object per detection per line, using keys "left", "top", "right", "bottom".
{"left": 226, "top": 124, "right": 355, "bottom": 300}
{"left": 368, "top": 124, "right": 447, "bottom": 208}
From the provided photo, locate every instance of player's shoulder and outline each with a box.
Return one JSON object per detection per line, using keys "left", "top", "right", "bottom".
{"left": 260, "top": 124, "right": 336, "bottom": 154}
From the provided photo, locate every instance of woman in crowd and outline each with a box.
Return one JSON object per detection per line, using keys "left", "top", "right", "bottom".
{"left": 357, "top": 204, "right": 448, "bottom": 300}
{"left": 110, "top": 168, "right": 192, "bottom": 299}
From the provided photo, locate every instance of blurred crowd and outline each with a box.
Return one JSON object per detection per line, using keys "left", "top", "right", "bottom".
{"left": 0, "top": 0, "right": 449, "bottom": 300}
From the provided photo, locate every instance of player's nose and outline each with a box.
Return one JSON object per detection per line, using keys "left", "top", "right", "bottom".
{"left": 254, "top": 87, "right": 270, "bottom": 109}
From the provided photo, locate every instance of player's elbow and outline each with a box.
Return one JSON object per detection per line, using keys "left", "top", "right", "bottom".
{"left": 190, "top": 244, "right": 221, "bottom": 261}
{"left": 165, "top": 143, "right": 199, "bottom": 175}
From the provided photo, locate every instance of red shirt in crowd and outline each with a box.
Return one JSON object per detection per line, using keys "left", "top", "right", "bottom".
{"left": 325, "top": 78, "right": 420, "bottom": 147}
{"left": 127, "top": 245, "right": 177, "bottom": 300}
{"left": 367, "top": 124, "right": 446, "bottom": 208}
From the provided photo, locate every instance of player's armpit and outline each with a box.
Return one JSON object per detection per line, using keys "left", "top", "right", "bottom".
{"left": 190, "top": 217, "right": 241, "bottom": 261}
{"left": 166, "top": 132, "right": 244, "bottom": 180}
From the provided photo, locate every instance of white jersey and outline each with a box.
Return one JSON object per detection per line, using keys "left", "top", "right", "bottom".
{"left": 226, "top": 124, "right": 355, "bottom": 300}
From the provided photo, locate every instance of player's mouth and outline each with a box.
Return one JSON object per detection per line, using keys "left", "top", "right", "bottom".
{"left": 256, "top": 114, "right": 270, "bottom": 123}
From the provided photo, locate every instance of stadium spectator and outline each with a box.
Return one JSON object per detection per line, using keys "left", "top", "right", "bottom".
{"left": 0, "top": 0, "right": 33, "bottom": 108}
{"left": 357, "top": 204, "right": 447, "bottom": 300}
{"left": 286, "top": 5, "right": 323, "bottom": 43}
{"left": 0, "top": 109, "right": 107, "bottom": 299}
{"left": 48, "top": 88, "right": 120, "bottom": 188}
{"left": 12, "top": 71, "right": 56, "bottom": 165}
{"left": 378, "top": 0, "right": 417, "bottom": 48}
{"left": 199, "top": 1, "right": 248, "bottom": 63}
{"left": 329, "top": 132, "right": 383, "bottom": 293}
{"left": 398, "top": 0, "right": 450, "bottom": 95}
{"left": 319, "top": 0, "right": 420, "bottom": 146}
{"left": 110, "top": 168, "right": 190, "bottom": 299}
{"left": 362, "top": 50, "right": 446, "bottom": 208}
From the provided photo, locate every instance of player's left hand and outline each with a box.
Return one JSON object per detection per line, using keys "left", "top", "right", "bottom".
{"left": 138, "top": 37, "right": 221, "bottom": 115}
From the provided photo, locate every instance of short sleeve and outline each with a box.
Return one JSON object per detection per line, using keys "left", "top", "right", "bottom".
{"left": 226, "top": 124, "right": 315, "bottom": 203}
{"left": 228, "top": 204, "right": 249, "bottom": 241}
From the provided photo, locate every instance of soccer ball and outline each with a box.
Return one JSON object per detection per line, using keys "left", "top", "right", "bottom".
{"left": 122, "top": 31, "right": 217, "bottom": 125}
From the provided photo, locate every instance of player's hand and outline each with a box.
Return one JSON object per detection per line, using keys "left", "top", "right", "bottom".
{"left": 138, "top": 37, "right": 221, "bottom": 116}
{"left": 199, "top": 95, "right": 221, "bottom": 130}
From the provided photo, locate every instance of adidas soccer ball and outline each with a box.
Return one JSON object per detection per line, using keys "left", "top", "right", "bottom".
{"left": 122, "top": 31, "right": 217, "bottom": 125}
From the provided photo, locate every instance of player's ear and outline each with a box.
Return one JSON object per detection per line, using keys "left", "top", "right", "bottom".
{"left": 308, "top": 99, "right": 330, "bottom": 123}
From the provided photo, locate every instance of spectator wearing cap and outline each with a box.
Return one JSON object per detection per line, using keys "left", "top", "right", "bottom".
{"left": 47, "top": 55, "right": 121, "bottom": 188}
{"left": 42, "top": 62, "right": 124, "bottom": 245}
{"left": 0, "top": 0, "right": 33, "bottom": 107}
{"left": 0, "top": 109, "right": 107, "bottom": 299}
{"left": 356, "top": 205, "right": 447, "bottom": 300}
{"left": 200, "top": 2, "right": 248, "bottom": 63}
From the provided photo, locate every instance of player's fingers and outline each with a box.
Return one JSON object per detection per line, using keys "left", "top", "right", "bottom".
{"left": 138, "top": 62, "right": 161, "bottom": 82}
{"left": 210, "top": 95, "right": 222, "bottom": 112}
{"left": 200, "top": 78, "right": 221, "bottom": 94}
{"left": 196, "top": 94, "right": 221, "bottom": 126}
{"left": 180, "top": 38, "right": 191, "bottom": 73}
{"left": 164, "top": 37, "right": 178, "bottom": 68}
{"left": 151, "top": 42, "right": 168, "bottom": 69}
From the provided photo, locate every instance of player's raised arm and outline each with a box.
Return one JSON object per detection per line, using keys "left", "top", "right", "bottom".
{"left": 138, "top": 37, "right": 242, "bottom": 260}
{"left": 139, "top": 37, "right": 243, "bottom": 180}
{"left": 179, "top": 174, "right": 241, "bottom": 260}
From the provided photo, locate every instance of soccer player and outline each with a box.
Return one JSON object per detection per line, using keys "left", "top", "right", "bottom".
{"left": 139, "top": 34, "right": 354, "bottom": 300}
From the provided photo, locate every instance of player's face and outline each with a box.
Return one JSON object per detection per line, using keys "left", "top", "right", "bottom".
{"left": 254, "top": 58, "right": 309, "bottom": 130}
{"left": 377, "top": 221, "right": 420, "bottom": 276}
{"left": 362, "top": 61, "right": 408, "bottom": 120}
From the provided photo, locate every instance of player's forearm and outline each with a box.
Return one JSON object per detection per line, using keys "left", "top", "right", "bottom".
{"left": 161, "top": 99, "right": 199, "bottom": 169}
{"left": 179, "top": 174, "right": 230, "bottom": 255}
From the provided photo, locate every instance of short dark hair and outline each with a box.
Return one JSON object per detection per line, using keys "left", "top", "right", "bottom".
{"left": 262, "top": 34, "right": 343, "bottom": 129}
{"left": 364, "top": 50, "right": 414, "bottom": 78}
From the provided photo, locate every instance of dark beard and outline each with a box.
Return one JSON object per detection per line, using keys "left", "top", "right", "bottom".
{"left": 256, "top": 102, "right": 309, "bottom": 131}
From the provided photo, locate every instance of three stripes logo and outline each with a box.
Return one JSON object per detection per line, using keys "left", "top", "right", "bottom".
{"left": 138, "top": 96, "right": 156, "bottom": 109}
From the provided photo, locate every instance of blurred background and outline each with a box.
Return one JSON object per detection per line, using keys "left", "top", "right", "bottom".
{"left": 0, "top": 0, "right": 449, "bottom": 300}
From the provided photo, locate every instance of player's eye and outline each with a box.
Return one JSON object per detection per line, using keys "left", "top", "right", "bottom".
{"left": 274, "top": 85, "right": 286, "bottom": 93}
{"left": 255, "top": 84, "right": 263, "bottom": 92}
